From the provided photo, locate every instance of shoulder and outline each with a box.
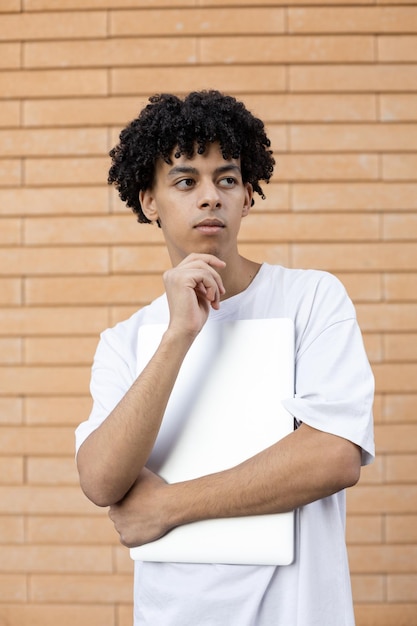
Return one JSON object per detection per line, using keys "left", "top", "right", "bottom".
{"left": 261, "top": 263, "right": 355, "bottom": 319}
{"left": 97, "top": 293, "right": 169, "bottom": 362}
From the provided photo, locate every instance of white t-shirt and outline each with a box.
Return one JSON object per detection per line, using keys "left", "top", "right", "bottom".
{"left": 76, "top": 264, "right": 375, "bottom": 626}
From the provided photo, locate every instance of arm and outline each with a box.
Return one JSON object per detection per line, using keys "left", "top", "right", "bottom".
{"left": 77, "top": 254, "right": 226, "bottom": 507}
{"left": 109, "top": 423, "right": 361, "bottom": 548}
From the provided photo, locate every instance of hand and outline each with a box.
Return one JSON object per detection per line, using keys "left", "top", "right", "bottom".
{"left": 108, "top": 468, "right": 172, "bottom": 548}
{"left": 163, "top": 253, "right": 226, "bottom": 337}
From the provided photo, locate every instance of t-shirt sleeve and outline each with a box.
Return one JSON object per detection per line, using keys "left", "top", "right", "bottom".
{"left": 74, "top": 325, "right": 136, "bottom": 454}
{"left": 282, "top": 274, "right": 375, "bottom": 466}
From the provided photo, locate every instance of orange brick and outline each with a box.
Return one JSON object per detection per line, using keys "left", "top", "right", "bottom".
{"left": 372, "top": 393, "right": 383, "bottom": 425}
{"left": 24, "top": 396, "right": 92, "bottom": 426}
{"left": 0, "top": 247, "right": 108, "bottom": 275}
{"left": 275, "top": 154, "right": 379, "bottom": 181}
{"left": 359, "top": 456, "right": 385, "bottom": 485}
{"left": 111, "top": 245, "right": 171, "bottom": 274}
{"left": 27, "top": 516, "right": 115, "bottom": 544}
{"left": 351, "top": 575, "right": 385, "bottom": 602}
{"left": 0, "top": 426, "right": 75, "bottom": 456}
{"left": 30, "top": 573, "right": 132, "bottom": 602}
{"left": 386, "top": 455, "right": 417, "bottom": 483}
{"left": 24, "top": 96, "right": 147, "bottom": 127}
{"left": 384, "top": 273, "right": 417, "bottom": 306}
{"left": 242, "top": 93, "right": 377, "bottom": 123}
{"left": 110, "top": 304, "right": 146, "bottom": 326}
{"left": 0, "top": 279, "right": 21, "bottom": 306}
{"left": 349, "top": 544, "right": 417, "bottom": 573}
{"left": 0, "top": 187, "right": 107, "bottom": 216}
{"left": 26, "top": 275, "right": 164, "bottom": 306}
{"left": 110, "top": 7, "right": 285, "bottom": 37}
{"left": 25, "top": 37, "right": 196, "bottom": 69}
{"left": 0, "top": 128, "right": 108, "bottom": 157}
{"left": 374, "top": 363, "right": 417, "bottom": 393}
{"left": 383, "top": 214, "right": 417, "bottom": 240}
{"left": 27, "top": 457, "right": 79, "bottom": 485}
{"left": 0, "top": 337, "right": 21, "bottom": 364}
{"left": 27, "top": 0, "right": 193, "bottom": 7}
{"left": 355, "top": 604, "right": 417, "bottom": 626}
{"left": 24, "top": 337, "right": 98, "bottom": 365}
{"left": 0, "top": 69, "right": 107, "bottom": 99}
{"left": 0, "top": 516, "right": 24, "bottom": 543}
{"left": 23, "top": 215, "right": 164, "bottom": 246}
{"left": 346, "top": 515, "right": 384, "bottom": 544}
{"left": 0, "top": 544, "right": 112, "bottom": 573}
{"left": 375, "top": 424, "right": 417, "bottom": 453}
{"left": 378, "top": 36, "right": 417, "bottom": 62}
{"left": 293, "top": 242, "right": 417, "bottom": 272}
{"left": 114, "top": 544, "right": 134, "bottom": 573}
{"left": 0, "top": 574, "right": 27, "bottom": 602}
{"left": 238, "top": 181, "right": 290, "bottom": 209}
{"left": 238, "top": 243, "right": 290, "bottom": 268}
{"left": 347, "top": 485, "right": 417, "bottom": 514}
{"left": 0, "top": 398, "right": 22, "bottom": 425}
{"left": 111, "top": 65, "right": 287, "bottom": 95}
{"left": 386, "top": 514, "right": 417, "bottom": 543}
{"left": 1, "top": 366, "right": 90, "bottom": 395}
{"left": 357, "top": 303, "right": 417, "bottom": 332}
{"left": 118, "top": 604, "right": 135, "bottom": 626}
{"left": 381, "top": 95, "right": 417, "bottom": 121}
{"left": 382, "top": 154, "right": 417, "bottom": 180}
{"left": 0, "top": 43, "right": 20, "bottom": 69}
{"left": 0, "top": 219, "right": 21, "bottom": 245}
{"left": 0, "top": 11, "right": 107, "bottom": 41}
{"left": 0, "top": 0, "right": 20, "bottom": 10}
{"left": 290, "top": 123, "right": 417, "bottom": 151}
{"left": 0, "top": 101, "right": 20, "bottom": 127}
{"left": 0, "top": 457, "right": 23, "bottom": 484}
{"left": 362, "top": 332, "right": 382, "bottom": 362}
{"left": 291, "top": 64, "right": 417, "bottom": 92}
{"left": 240, "top": 213, "right": 379, "bottom": 242}
{"left": 0, "top": 306, "right": 108, "bottom": 336}
{"left": 383, "top": 394, "right": 417, "bottom": 423}
{"left": 25, "top": 157, "right": 109, "bottom": 186}
{"left": 335, "top": 273, "right": 383, "bottom": 302}
{"left": 388, "top": 575, "right": 417, "bottom": 602}
{"left": 201, "top": 35, "right": 374, "bottom": 64}
{"left": 288, "top": 7, "right": 417, "bottom": 34}
{"left": 0, "top": 605, "right": 114, "bottom": 626}
{"left": 203, "top": 0, "right": 373, "bottom": 7}
{"left": 384, "top": 333, "right": 417, "bottom": 360}
{"left": 0, "top": 485, "right": 100, "bottom": 515}
{"left": 0, "top": 159, "right": 21, "bottom": 186}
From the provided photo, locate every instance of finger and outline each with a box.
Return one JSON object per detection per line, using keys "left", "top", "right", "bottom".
{"left": 179, "top": 253, "right": 226, "bottom": 270}
{"left": 194, "top": 275, "right": 222, "bottom": 306}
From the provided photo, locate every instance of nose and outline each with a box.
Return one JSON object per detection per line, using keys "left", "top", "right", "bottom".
{"left": 197, "top": 180, "right": 221, "bottom": 210}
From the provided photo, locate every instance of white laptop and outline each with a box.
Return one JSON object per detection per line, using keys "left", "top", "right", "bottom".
{"left": 130, "top": 318, "right": 295, "bottom": 566}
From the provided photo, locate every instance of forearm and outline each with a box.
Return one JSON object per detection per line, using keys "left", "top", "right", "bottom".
{"left": 77, "top": 328, "right": 195, "bottom": 506}
{"left": 165, "top": 425, "right": 361, "bottom": 529}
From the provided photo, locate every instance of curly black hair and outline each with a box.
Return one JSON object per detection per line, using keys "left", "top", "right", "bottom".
{"left": 108, "top": 90, "right": 275, "bottom": 224}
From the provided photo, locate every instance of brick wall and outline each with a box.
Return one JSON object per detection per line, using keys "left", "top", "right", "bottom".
{"left": 0, "top": 1, "right": 416, "bottom": 625}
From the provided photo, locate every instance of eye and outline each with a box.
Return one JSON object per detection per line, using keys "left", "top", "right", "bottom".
{"left": 175, "top": 178, "right": 195, "bottom": 190}
{"left": 219, "top": 176, "right": 237, "bottom": 188}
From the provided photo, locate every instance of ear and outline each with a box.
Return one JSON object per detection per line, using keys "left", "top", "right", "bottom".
{"left": 140, "top": 189, "right": 159, "bottom": 223}
{"left": 242, "top": 183, "right": 254, "bottom": 217}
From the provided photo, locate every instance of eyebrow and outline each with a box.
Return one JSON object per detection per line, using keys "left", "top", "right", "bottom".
{"left": 167, "top": 164, "right": 242, "bottom": 178}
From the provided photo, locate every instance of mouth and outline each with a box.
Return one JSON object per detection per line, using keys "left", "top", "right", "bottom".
{"left": 194, "top": 219, "right": 225, "bottom": 234}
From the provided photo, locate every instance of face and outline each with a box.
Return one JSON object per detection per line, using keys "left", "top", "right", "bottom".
{"left": 140, "top": 142, "right": 253, "bottom": 266}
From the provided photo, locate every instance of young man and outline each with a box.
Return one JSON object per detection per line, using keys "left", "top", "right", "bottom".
{"left": 75, "top": 90, "right": 374, "bottom": 625}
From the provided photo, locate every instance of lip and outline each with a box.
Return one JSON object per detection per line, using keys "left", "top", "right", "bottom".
{"left": 194, "top": 219, "right": 225, "bottom": 233}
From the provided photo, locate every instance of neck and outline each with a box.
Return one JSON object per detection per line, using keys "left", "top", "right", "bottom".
{"left": 220, "top": 256, "right": 261, "bottom": 300}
